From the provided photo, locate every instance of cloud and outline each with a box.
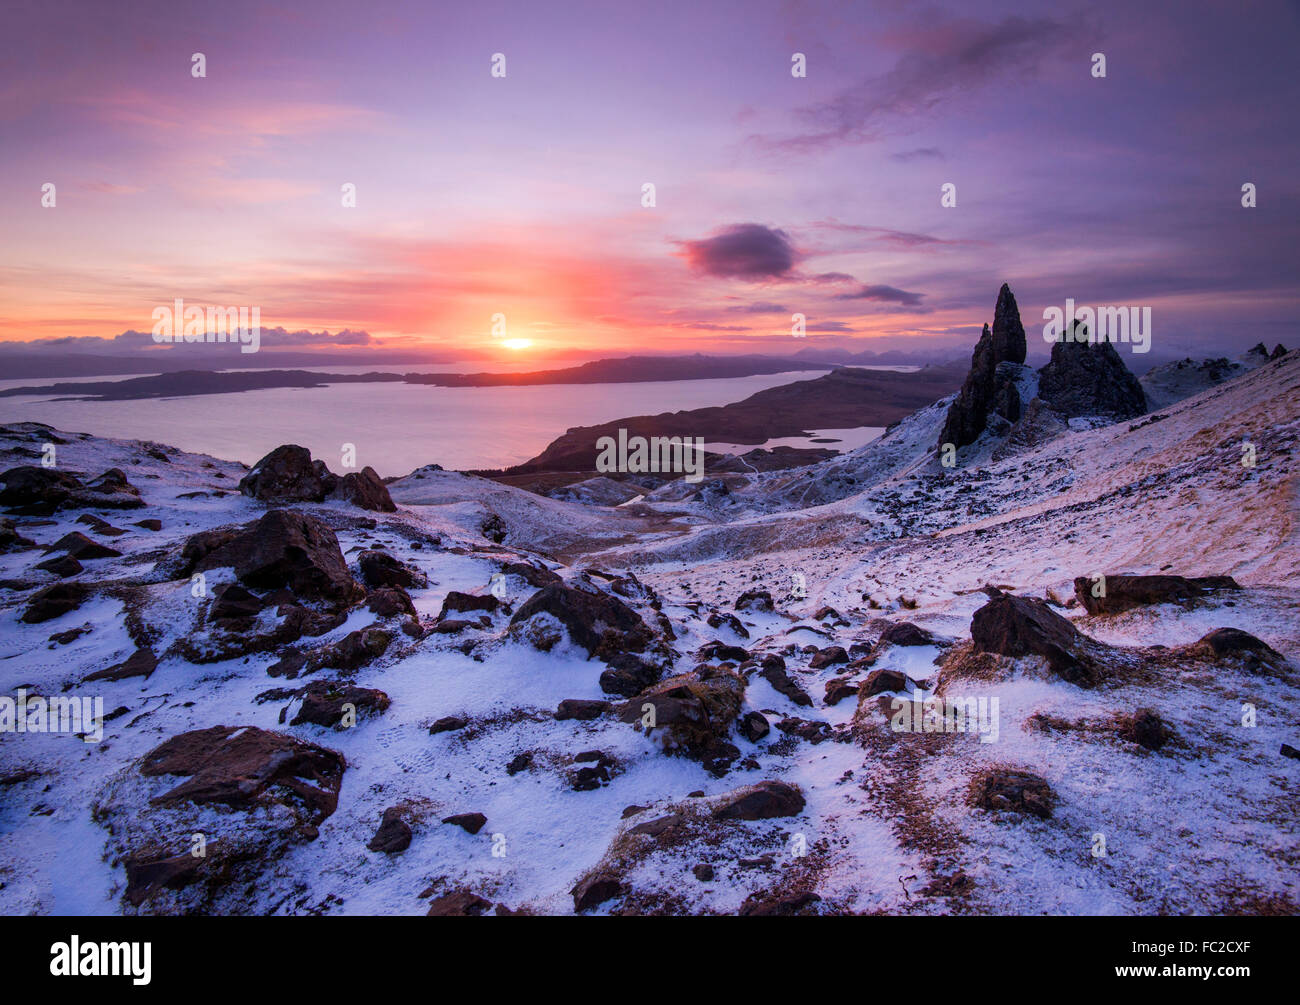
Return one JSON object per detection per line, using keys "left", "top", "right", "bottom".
{"left": 679, "top": 224, "right": 797, "bottom": 279}
{"left": 835, "top": 284, "right": 925, "bottom": 306}
{"left": 891, "top": 147, "right": 945, "bottom": 162}
{"left": 772, "top": 15, "right": 1072, "bottom": 149}
{"left": 725, "top": 301, "right": 788, "bottom": 313}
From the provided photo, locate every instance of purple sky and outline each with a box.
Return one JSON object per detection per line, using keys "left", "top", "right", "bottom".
{"left": 1, "top": 0, "right": 1296, "bottom": 363}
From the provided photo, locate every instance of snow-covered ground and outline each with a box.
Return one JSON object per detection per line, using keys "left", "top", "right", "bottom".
{"left": 0, "top": 351, "right": 1296, "bottom": 915}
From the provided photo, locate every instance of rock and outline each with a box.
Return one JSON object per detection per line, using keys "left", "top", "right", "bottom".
{"left": 21, "top": 582, "right": 89, "bottom": 623}
{"left": 357, "top": 550, "right": 427, "bottom": 590}
{"left": 134, "top": 519, "right": 162, "bottom": 532}
{"left": 1120, "top": 708, "right": 1170, "bottom": 751}
{"left": 1073, "top": 574, "right": 1240, "bottom": 615}
{"left": 1188, "top": 627, "right": 1288, "bottom": 674}
{"left": 759, "top": 660, "right": 812, "bottom": 706}
{"left": 316, "top": 626, "right": 392, "bottom": 672}
{"left": 738, "top": 710, "right": 770, "bottom": 742}
{"left": 76, "top": 468, "right": 144, "bottom": 509}
{"left": 620, "top": 667, "right": 745, "bottom": 766}
{"left": 969, "top": 768, "right": 1055, "bottom": 819}
{"left": 291, "top": 680, "right": 390, "bottom": 727}
{"left": 813, "top": 606, "right": 841, "bottom": 622}
{"left": 442, "top": 812, "right": 487, "bottom": 834}
{"left": 366, "top": 587, "right": 416, "bottom": 619}
{"left": 0, "top": 466, "right": 82, "bottom": 514}
{"left": 707, "top": 611, "right": 750, "bottom": 638}
{"left": 122, "top": 852, "right": 205, "bottom": 907}
{"left": 571, "top": 874, "right": 624, "bottom": 912}
{"left": 739, "top": 891, "right": 821, "bottom": 916}
{"left": 824, "top": 678, "right": 861, "bottom": 706}
{"left": 555, "top": 698, "right": 611, "bottom": 721}
{"left": 0, "top": 517, "right": 37, "bottom": 552}
{"left": 509, "top": 583, "right": 653, "bottom": 658}
{"left": 712, "top": 780, "right": 806, "bottom": 821}
{"left": 776, "top": 716, "right": 835, "bottom": 744}
{"left": 629, "top": 813, "right": 682, "bottom": 837}
{"left": 426, "top": 890, "right": 492, "bottom": 916}
{"left": 1036, "top": 320, "right": 1147, "bottom": 422}
{"left": 860, "top": 668, "right": 913, "bottom": 697}
{"left": 877, "top": 622, "right": 935, "bottom": 647}
{"left": 367, "top": 807, "right": 412, "bottom": 853}
{"left": 499, "top": 561, "right": 561, "bottom": 588}
{"left": 139, "top": 724, "right": 345, "bottom": 824}
{"left": 336, "top": 467, "right": 396, "bottom": 512}
{"left": 735, "top": 589, "right": 774, "bottom": 613}
{"left": 970, "top": 592, "right": 1099, "bottom": 686}
{"left": 33, "top": 554, "right": 82, "bottom": 577}
{"left": 703, "top": 641, "right": 751, "bottom": 664}
{"left": 692, "top": 863, "right": 714, "bottom": 882}
{"left": 209, "top": 584, "right": 264, "bottom": 621}
{"left": 506, "top": 752, "right": 533, "bottom": 775}
{"left": 938, "top": 284, "right": 1029, "bottom": 450}
{"left": 238, "top": 445, "right": 331, "bottom": 503}
{"left": 85, "top": 646, "right": 158, "bottom": 683}
{"left": 44, "top": 531, "right": 121, "bottom": 561}
{"left": 1281, "top": 743, "right": 1300, "bottom": 760}
{"left": 184, "top": 510, "right": 365, "bottom": 607}
{"left": 809, "top": 646, "right": 848, "bottom": 669}
{"left": 438, "top": 591, "right": 500, "bottom": 619}
{"left": 429, "top": 715, "right": 468, "bottom": 734}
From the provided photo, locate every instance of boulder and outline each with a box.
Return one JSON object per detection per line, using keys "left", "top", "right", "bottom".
{"left": 809, "top": 646, "right": 848, "bottom": 669}
{"left": 367, "top": 807, "right": 412, "bottom": 853}
{"left": 619, "top": 666, "right": 745, "bottom": 767}
{"left": 877, "top": 621, "right": 935, "bottom": 647}
{"left": 21, "top": 582, "right": 89, "bottom": 623}
{"left": 0, "top": 517, "right": 36, "bottom": 552}
{"left": 337, "top": 467, "right": 396, "bottom": 512}
{"left": 290, "top": 680, "right": 390, "bottom": 727}
{"left": 1073, "top": 574, "right": 1240, "bottom": 615}
{"left": 968, "top": 768, "right": 1055, "bottom": 819}
{"left": 712, "top": 780, "right": 806, "bottom": 820}
{"left": 555, "top": 698, "right": 611, "bottom": 721}
{"left": 427, "top": 890, "right": 492, "bottom": 916}
{"left": 139, "top": 724, "right": 345, "bottom": 823}
{"left": 238, "top": 445, "right": 331, "bottom": 503}
{"left": 571, "top": 873, "right": 624, "bottom": 913}
{"left": 970, "top": 591, "right": 1099, "bottom": 686}
{"left": 510, "top": 583, "right": 653, "bottom": 658}
{"left": 860, "top": 668, "right": 914, "bottom": 697}
{"left": 0, "top": 466, "right": 82, "bottom": 514}
{"left": 44, "top": 531, "right": 120, "bottom": 561}
{"left": 33, "top": 554, "right": 82, "bottom": 578}
{"left": 438, "top": 591, "right": 500, "bottom": 619}
{"left": 85, "top": 646, "right": 158, "bottom": 683}
{"left": 366, "top": 587, "right": 416, "bottom": 619}
{"left": 358, "top": 550, "right": 427, "bottom": 590}
{"left": 75, "top": 468, "right": 144, "bottom": 509}
{"left": 183, "top": 510, "right": 365, "bottom": 607}
{"left": 738, "top": 710, "right": 770, "bottom": 741}
{"left": 442, "top": 812, "right": 487, "bottom": 834}
{"left": 735, "top": 589, "right": 775, "bottom": 613}
{"left": 759, "top": 659, "right": 812, "bottom": 706}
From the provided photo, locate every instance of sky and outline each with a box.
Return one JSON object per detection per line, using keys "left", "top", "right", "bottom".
{"left": 1, "top": 0, "right": 1297, "bottom": 366}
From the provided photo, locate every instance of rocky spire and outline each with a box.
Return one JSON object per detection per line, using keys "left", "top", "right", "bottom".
{"left": 1035, "top": 320, "right": 1147, "bottom": 421}
{"left": 938, "top": 284, "right": 1030, "bottom": 450}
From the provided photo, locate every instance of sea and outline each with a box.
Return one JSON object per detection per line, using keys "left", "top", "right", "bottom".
{"left": 0, "top": 366, "right": 894, "bottom": 477}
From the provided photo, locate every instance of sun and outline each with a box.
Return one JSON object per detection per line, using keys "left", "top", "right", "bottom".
{"left": 501, "top": 338, "right": 532, "bottom": 350}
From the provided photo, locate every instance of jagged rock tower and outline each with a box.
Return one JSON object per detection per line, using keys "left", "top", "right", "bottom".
{"left": 938, "top": 283, "right": 1028, "bottom": 450}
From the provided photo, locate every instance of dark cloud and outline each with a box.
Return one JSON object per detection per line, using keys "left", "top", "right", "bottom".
{"left": 680, "top": 224, "right": 797, "bottom": 279}
{"left": 774, "top": 15, "right": 1073, "bottom": 149}
{"left": 835, "top": 284, "right": 925, "bottom": 306}
{"left": 726, "top": 301, "right": 788, "bottom": 313}
{"left": 891, "top": 147, "right": 945, "bottom": 162}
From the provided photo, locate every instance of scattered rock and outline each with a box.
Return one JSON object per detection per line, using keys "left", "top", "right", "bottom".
{"left": 358, "top": 550, "right": 427, "bottom": 590}
{"left": 429, "top": 715, "right": 468, "bottom": 734}
{"left": 712, "top": 780, "right": 806, "bottom": 820}
{"left": 555, "top": 698, "right": 611, "bottom": 721}
{"left": 571, "top": 873, "right": 624, "bottom": 912}
{"left": 368, "top": 807, "right": 412, "bottom": 853}
{"left": 426, "top": 890, "right": 492, "bottom": 916}
{"left": 968, "top": 767, "right": 1055, "bottom": 819}
{"left": 735, "top": 589, "right": 774, "bottom": 613}
{"left": 442, "top": 812, "right": 487, "bottom": 834}
{"left": 1073, "top": 574, "right": 1240, "bottom": 615}
{"left": 336, "top": 467, "right": 396, "bottom": 512}
{"left": 970, "top": 591, "right": 1099, "bottom": 686}
{"left": 21, "top": 582, "right": 89, "bottom": 623}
